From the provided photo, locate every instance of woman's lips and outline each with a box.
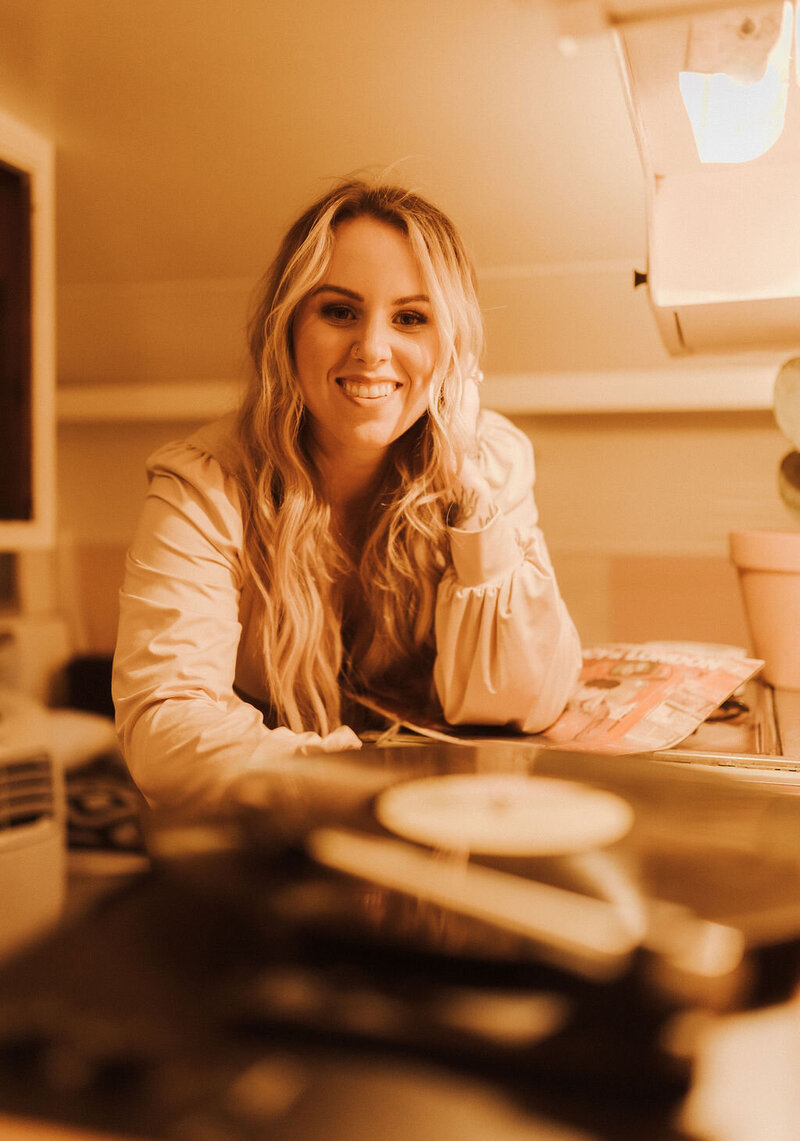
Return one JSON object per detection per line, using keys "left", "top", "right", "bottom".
{"left": 336, "top": 378, "right": 400, "bottom": 399}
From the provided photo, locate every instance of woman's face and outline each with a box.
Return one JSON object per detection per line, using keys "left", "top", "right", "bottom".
{"left": 292, "top": 215, "right": 439, "bottom": 468}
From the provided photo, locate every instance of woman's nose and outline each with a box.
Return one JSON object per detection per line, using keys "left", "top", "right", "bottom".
{"left": 352, "top": 316, "right": 391, "bottom": 365}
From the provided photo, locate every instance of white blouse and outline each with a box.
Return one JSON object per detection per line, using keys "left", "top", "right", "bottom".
{"left": 112, "top": 410, "right": 581, "bottom": 809}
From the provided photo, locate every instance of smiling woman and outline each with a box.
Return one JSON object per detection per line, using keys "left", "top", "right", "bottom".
{"left": 111, "top": 179, "right": 582, "bottom": 811}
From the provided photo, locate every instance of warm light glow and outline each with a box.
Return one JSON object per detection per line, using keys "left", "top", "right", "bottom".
{"left": 679, "top": 0, "right": 794, "bottom": 163}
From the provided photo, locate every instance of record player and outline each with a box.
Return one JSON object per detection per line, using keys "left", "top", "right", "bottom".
{"left": 0, "top": 741, "right": 799, "bottom": 1140}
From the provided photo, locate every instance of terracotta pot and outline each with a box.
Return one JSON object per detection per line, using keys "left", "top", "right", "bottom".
{"left": 729, "top": 529, "right": 800, "bottom": 690}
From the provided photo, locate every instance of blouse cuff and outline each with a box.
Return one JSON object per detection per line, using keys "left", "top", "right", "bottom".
{"left": 447, "top": 510, "right": 523, "bottom": 587}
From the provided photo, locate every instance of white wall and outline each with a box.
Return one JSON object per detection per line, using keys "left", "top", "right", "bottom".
{"left": 54, "top": 402, "right": 791, "bottom": 656}
{"left": 41, "top": 201, "right": 800, "bottom": 665}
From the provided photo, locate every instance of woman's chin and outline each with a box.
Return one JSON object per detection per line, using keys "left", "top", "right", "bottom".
{"left": 344, "top": 418, "right": 421, "bottom": 455}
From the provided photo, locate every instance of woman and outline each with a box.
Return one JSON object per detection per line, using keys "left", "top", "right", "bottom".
{"left": 112, "top": 179, "right": 581, "bottom": 810}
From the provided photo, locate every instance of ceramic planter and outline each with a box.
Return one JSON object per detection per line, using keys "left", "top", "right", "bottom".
{"left": 730, "top": 529, "right": 800, "bottom": 690}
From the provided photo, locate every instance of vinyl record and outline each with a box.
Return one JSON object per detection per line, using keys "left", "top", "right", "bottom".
{"left": 375, "top": 773, "right": 634, "bottom": 856}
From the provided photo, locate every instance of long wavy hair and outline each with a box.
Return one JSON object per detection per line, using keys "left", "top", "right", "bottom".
{"left": 235, "top": 178, "right": 484, "bottom": 734}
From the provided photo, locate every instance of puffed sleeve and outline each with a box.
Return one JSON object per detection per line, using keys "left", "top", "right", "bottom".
{"left": 112, "top": 423, "right": 359, "bottom": 811}
{"left": 433, "top": 410, "right": 582, "bottom": 733}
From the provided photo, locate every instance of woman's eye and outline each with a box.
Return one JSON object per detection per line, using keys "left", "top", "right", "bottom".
{"left": 321, "top": 304, "right": 356, "bottom": 322}
{"left": 394, "top": 310, "right": 427, "bottom": 328}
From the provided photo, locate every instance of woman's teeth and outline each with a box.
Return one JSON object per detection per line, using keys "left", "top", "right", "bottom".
{"left": 339, "top": 379, "right": 397, "bottom": 399}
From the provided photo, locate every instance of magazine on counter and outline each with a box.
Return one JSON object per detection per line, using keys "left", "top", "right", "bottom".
{"left": 356, "top": 642, "right": 765, "bottom": 755}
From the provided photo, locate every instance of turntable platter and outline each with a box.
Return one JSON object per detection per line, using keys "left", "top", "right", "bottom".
{"left": 375, "top": 773, "right": 634, "bottom": 856}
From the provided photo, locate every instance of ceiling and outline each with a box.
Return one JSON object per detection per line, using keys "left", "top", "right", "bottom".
{"left": 0, "top": 0, "right": 648, "bottom": 286}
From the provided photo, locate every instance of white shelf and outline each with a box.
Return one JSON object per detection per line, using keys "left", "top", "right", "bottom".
{"left": 483, "top": 367, "right": 776, "bottom": 414}
{"left": 58, "top": 380, "right": 241, "bottom": 422}
{"left": 57, "top": 364, "right": 779, "bottom": 423}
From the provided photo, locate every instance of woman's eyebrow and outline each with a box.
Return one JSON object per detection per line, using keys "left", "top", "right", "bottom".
{"left": 311, "top": 284, "right": 362, "bottom": 300}
{"left": 310, "top": 285, "right": 431, "bottom": 305}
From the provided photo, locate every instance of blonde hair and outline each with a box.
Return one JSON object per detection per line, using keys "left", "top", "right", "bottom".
{"left": 235, "top": 178, "right": 483, "bottom": 734}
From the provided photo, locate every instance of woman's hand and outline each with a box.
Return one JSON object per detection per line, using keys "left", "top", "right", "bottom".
{"left": 253, "top": 725, "right": 362, "bottom": 757}
{"left": 296, "top": 725, "right": 362, "bottom": 755}
{"left": 448, "top": 368, "right": 496, "bottom": 531}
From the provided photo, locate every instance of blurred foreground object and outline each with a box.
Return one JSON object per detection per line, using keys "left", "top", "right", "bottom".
{"left": 0, "top": 742, "right": 799, "bottom": 1137}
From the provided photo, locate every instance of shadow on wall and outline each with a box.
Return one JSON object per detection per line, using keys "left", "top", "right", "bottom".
{"left": 548, "top": 551, "right": 750, "bottom": 650}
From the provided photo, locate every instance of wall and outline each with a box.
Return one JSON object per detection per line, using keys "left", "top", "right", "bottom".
{"left": 520, "top": 409, "right": 789, "bottom": 649}
{"left": 53, "top": 403, "right": 792, "bottom": 661}
{"left": 48, "top": 269, "right": 796, "bottom": 666}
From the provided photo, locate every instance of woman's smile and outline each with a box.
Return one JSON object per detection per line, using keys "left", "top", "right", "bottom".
{"left": 335, "top": 376, "right": 402, "bottom": 400}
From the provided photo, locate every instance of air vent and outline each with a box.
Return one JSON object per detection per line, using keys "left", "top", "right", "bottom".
{"left": 0, "top": 753, "right": 55, "bottom": 831}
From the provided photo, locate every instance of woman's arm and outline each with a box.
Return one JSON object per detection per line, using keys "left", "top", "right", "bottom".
{"left": 112, "top": 434, "right": 359, "bottom": 812}
{"left": 433, "top": 411, "right": 582, "bottom": 733}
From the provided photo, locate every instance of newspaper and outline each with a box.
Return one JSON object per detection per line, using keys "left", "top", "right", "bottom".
{"left": 357, "top": 642, "right": 764, "bottom": 755}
